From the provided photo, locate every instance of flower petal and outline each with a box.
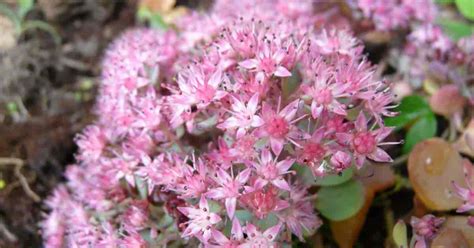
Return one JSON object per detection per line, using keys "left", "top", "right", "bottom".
{"left": 274, "top": 66, "right": 292, "bottom": 77}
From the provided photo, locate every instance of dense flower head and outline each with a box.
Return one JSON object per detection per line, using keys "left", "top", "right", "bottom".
{"left": 356, "top": 0, "right": 437, "bottom": 31}
{"left": 410, "top": 214, "right": 445, "bottom": 248}
{"left": 41, "top": 1, "right": 398, "bottom": 247}
{"left": 399, "top": 24, "right": 474, "bottom": 104}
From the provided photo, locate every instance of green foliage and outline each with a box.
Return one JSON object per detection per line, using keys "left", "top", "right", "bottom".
{"left": 235, "top": 209, "right": 253, "bottom": 224}
{"left": 438, "top": 18, "right": 474, "bottom": 40}
{"left": 315, "top": 179, "right": 364, "bottom": 221}
{"left": 456, "top": 0, "right": 474, "bottom": 21}
{"left": 0, "top": 0, "right": 61, "bottom": 44}
{"left": 17, "top": 0, "right": 34, "bottom": 20}
{"left": 402, "top": 113, "right": 437, "bottom": 153}
{"left": 293, "top": 163, "right": 316, "bottom": 185}
{"left": 384, "top": 95, "right": 437, "bottom": 153}
{"left": 316, "top": 167, "right": 354, "bottom": 186}
{"left": 436, "top": 0, "right": 455, "bottom": 3}
{"left": 137, "top": 5, "right": 169, "bottom": 30}
{"left": 134, "top": 176, "right": 148, "bottom": 199}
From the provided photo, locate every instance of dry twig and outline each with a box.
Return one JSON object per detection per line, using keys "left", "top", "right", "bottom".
{"left": 0, "top": 157, "right": 41, "bottom": 202}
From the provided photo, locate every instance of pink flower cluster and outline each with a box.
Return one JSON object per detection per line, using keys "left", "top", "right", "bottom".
{"left": 41, "top": 1, "right": 396, "bottom": 247}
{"left": 410, "top": 214, "right": 445, "bottom": 248}
{"left": 356, "top": 0, "right": 437, "bottom": 31}
{"left": 401, "top": 24, "right": 474, "bottom": 103}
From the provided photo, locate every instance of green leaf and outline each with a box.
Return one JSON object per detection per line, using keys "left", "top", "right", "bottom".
{"left": 235, "top": 209, "right": 253, "bottom": 224}
{"left": 393, "top": 220, "right": 408, "bottom": 248}
{"left": 256, "top": 213, "right": 279, "bottom": 230}
{"left": 316, "top": 167, "right": 354, "bottom": 186}
{"left": 137, "top": 5, "right": 168, "bottom": 30}
{"left": 384, "top": 95, "right": 431, "bottom": 130}
{"left": 456, "top": 0, "right": 474, "bottom": 21}
{"left": 0, "top": 3, "right": 21, "bottom": 31}
{"left": 17, "top": 0, "right": 33, "bottom": 20}
{"left": 437, "top": 18, "right": 474, "bottom": 41}
{"left": 293, "top": 163, "right": 316, "bottom": 185}
{"left": 134, "top": 176, "right": 148, "bottom": 199}
{"left": 315, "top": 179, "right": 365, "bottom": 221}
{"left": 436, "top": 0, "right": 454, "bottom": 4}
{"left": 402, "top": 113, "right": 437, "bottom": 153}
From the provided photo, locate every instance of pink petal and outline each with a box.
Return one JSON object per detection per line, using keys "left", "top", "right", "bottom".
{"left": 247, "top": 93, "right": 260, "bottom": 114}
{"left": 368, "top": 148, "right": 393, "bottom": 163}
{"left": 211, "top": 230, "right": 229, "bottom": 244}
{"left": 207, "top": 188, "right": 226, "bottom": 199}
{"left": 236, "top": 168, "right": 252, "bottom": 184}
{"left": 336, "top": 133, "right": 352, "bottom": 144}
{"left": 245, "top": 223, "right": 258, "bottom": 236}
{"left": 452, "top": 181, "right": 470, "bottom": 199}
{"left": 263, "top": 222, "right": 282, "bottom": 241}
{"left": 261, "top": 149, "right": 273, "bottom": 164}
{"left": 251, "top": 116, "right": 264, "bottom": 127}
{"left": 199, "top": 196, "right": 209, "bottom": 210}
{"left": 209, "top": 213, "right": 222, "bottom": 224}
{"left": 276, "top": 159, "right": 295, "bottom": 173}
{"left": 209, "top": 70, "right": 223, "bottom": 87}
{"left": 355, "top": 113, "right": 367, "bottom": 132}
{"left": 355, "top": 155, "right": 366, "bottom": 169}
{"left": 274, "top": 66, "right": 292, "bottom": 77}
{"left": 374, "top": 127, "right": 393, "bottom": 142}
{"left": 270, "top": 138, "right": 284, "bottom": 157}
{"left": 239, "top": 59, "right": 258, "bottom": 69}
{"left": 254, "top": 178, "right": 268, "bottom": 189}
{"left": 231, "top": 218, "right": 244, "bottom": 240}
{"left": 225, "top": 197, "right": 237, "bottom": 219}
{"left": 217, "top": 168, "right": 232, "bottom": 183}
{"left": 311, "top": 102, "right": 324, "bottom": 119}
{"left": 280, "top": 99, "right": 299, "bottom": 121}
{"left": 272, "top": 178, "right": 291, "bottom": 191}
{"left": 456, "top": 202, "right": 474, "bottom": 213}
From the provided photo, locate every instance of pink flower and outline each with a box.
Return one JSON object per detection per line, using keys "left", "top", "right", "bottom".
{"left": 276, "top": 184, "right": 321, "bottom": 240}
{"left": 239, "top": 40, "right": 292, "bottom": 82}
{"left": 123, "top": 200, "right": 149, "bottom": 231}
{"left": 209, "top": 218, "right": 244, "bottom": 248}
{"left": 410, "top": 214, "right": 445, "bottom": 248}
{"left": 136, "top": 154, "right": 185, "bottom": 193}
{"left": 314, "top": 29, "right": 359, "bottom": 56}
{"left": 296, "top": 128, "right": 329, "bottom": 173}
{"left": 218, "top": 93, "right": 264, "bottom": 137}
{"left": 206, "top": 168, "right": 252, "bottom": 218}
{"left": 330, "top": 151, "right": 352, "bottom": 173}
{"left": 75, "top": 125, "right": 108, "bottom": 162}
{"left": 240, "top": 185, "right": 289, "bottom": 219}
{"left": 255, "top": 99, "right": 307, "bottom": 155}
{"left": 240, "top": 222, "right": 282, "bottom": 248}
{"left": 178, "top": 196, "right": 222, "bottom": 243}
{"left": 452, "top": 159, "right": 474, "bottom": 213}
{"left": 168, "top": 67, "right": 227, "bottom": 126}
{"left": 249, "top": 149, "right": 295, "bottom": 191}
{"left": 337, "top": 113, "right": 393, "bottom": 168}
{"left": 301, "top": 73, "right": 348, "bottom": 118}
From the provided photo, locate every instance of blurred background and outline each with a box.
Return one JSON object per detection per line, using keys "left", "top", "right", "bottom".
{"left": 0, "top": 0, "right": 210, "bottom": 246}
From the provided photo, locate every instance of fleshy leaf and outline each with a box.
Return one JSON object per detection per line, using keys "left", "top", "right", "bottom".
{"left": 455, "top": 0, "right": 474, "bottom": 21}
{"left": 408, "top": 138, "right": 466, "bottom": 210}
{"left": 402, "top": 113, "right": 437, "bottom": 154}
{"left": 384, "top": 95, "right": 432, "bottom": 130}
{"left": 316, "top": 167, "right": 354, "bottom": 186}
{"left": 393, "top": 220, "right": 408, "bottom": 248}
{"left": 438, "top": 18, "right": 474, "bottom": 40}
{"left": 315, "top": 179, "right": 364, "bottom": 221}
